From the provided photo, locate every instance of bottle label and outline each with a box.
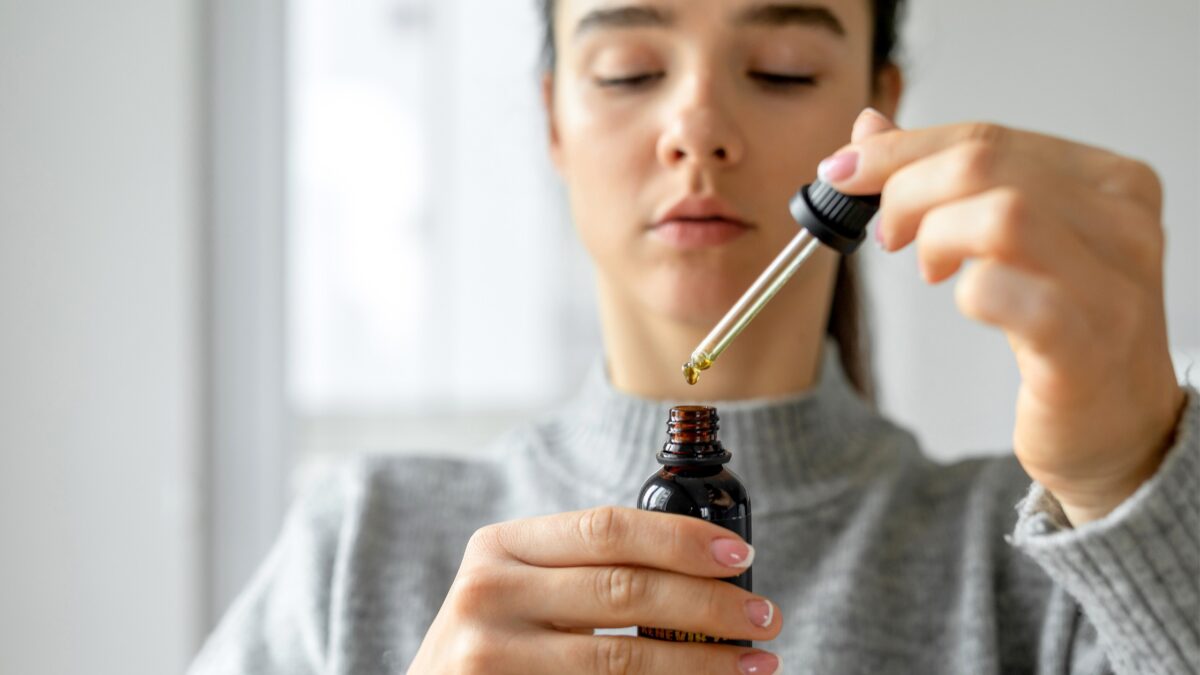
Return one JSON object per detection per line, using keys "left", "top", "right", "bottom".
{"left": 637, "top": 626, "right": 748, "bottom": 645}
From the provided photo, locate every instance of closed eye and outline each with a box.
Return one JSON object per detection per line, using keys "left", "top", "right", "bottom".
{"left": 749, "top": 71, "right": 817, "bottom": 87}
{"left": 594, "top": 72, "right": 666, "bottom": 88}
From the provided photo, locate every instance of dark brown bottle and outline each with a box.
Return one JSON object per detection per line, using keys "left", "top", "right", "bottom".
{"left": 636, "top": 406, "right": 752, "bottom": 647}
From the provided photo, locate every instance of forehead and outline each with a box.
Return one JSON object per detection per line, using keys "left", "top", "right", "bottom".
{"left": 557, "top": 0, "right": 869, "bottom": 40}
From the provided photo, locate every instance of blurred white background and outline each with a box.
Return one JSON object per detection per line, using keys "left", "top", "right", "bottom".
{"left": 0, "top": 1, "right": 1196, "bottom": 673}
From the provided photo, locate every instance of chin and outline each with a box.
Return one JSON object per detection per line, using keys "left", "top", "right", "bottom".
{"left": 641, "top": 264, "right": 754, "bottom": 327}
{"left": 629, "top": 243, "right": 839, "bottom": 329}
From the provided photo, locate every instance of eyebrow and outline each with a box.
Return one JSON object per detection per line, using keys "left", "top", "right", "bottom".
{"left": 574, "top": 3, "right": 845, "bottom": 38}
{"left": 574, "top": 6, "right": 674, "bottom": 36}
{"left": 734, "top": 4, "right": 846, "bottom": 36}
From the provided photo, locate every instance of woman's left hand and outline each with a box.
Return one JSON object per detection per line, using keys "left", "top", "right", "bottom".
{"left": 820, "top": 108, "right": 1186, "bottom": 526}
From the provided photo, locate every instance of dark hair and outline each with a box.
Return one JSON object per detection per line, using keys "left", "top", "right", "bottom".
{"left": 538, "top": 0, "right": 907, "bottom": 402}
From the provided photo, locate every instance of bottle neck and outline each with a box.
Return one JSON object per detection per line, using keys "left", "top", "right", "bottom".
{"left": 657, "top": 406, "right": 732, "bottom": 467}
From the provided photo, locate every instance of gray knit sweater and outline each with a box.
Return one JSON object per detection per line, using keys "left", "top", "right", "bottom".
{"left": 189, "top": 348, "right": 1200, "bottom": 674}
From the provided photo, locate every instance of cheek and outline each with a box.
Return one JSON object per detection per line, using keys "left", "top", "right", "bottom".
{"left": 555, "top": 87, "right": 660, "bottom": 258}
{"left": 741, "top": 93, "right": 865, "bottom": 182}
{"left": 559, "top": 90, "right": 659, "bottom": 180}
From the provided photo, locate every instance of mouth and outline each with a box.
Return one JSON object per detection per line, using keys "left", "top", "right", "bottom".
{"left": 650, "top": 195, "right": 754, "bottom": 249}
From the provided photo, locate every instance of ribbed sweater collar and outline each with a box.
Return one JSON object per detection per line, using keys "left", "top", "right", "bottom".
{"left": 538, "top": 342, "right": 900, "bottom": 516}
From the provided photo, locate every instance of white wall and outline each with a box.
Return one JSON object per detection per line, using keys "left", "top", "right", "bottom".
{"left": 0, "top": 1, "right": 202, "bottom": 674}
{"left": 867, "top": 0, "right": 1200, "bottom": 460}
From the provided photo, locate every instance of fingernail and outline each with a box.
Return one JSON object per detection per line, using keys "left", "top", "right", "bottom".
{"left": 817, "top": 151, "right": 858, "bottom": 183}
{"left": 711, "top": 538, "right": 755, "bottom": 568}
{"left": 738, "top": 651, "right": 780, "bottom": 674}
{"left": 744, "top": 599, "right": 774, "bottom": 628}
{"left": 874, "top": 220, "right": 887, "bottom": 250}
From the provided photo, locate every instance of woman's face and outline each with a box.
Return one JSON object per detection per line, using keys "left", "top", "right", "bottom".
{"left": 546, "top": 0, "right": 889, "bottom": 325}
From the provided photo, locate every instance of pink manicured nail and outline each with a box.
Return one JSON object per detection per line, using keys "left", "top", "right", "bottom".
{"left": 817, "top": 151, "right": 858, "bottom": 182}
{"left": 744, "top": 599, "right": 774, "bottom": 628}
{"left": 711, "top": 538, "right": 755, "bottom": 568}
{"left": 874, "top": 220, "right": 887, "bottom": 250}
{"left": 738, "top": 651, "right": 781, "bottom": 674}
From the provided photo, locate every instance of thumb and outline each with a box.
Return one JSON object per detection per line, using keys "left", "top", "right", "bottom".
{"left": 850, "top": 107, "right": 899, "bottom": 143}
{"left": 817, "top": 107, "right": 901, "bottom": 190}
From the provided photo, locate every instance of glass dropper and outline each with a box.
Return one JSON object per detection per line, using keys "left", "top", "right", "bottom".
{"left": 683, "top": 180, "right": 881, "bottom": 385}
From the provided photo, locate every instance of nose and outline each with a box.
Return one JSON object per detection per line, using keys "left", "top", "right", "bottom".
{"left": 656, "top": 88, "right": 745, "bottom": 171}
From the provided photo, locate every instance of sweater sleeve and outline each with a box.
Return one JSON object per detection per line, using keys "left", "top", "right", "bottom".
{"left": 1010, "top": 386, "right": 1200, "bottom": 675}
{"left": 187, "top": 463, "right": 351, "bottom": 675}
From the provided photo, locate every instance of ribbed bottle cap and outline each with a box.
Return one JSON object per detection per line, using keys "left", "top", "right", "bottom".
{"left": 788, "top": 179, "right": 881, "bottom": 255}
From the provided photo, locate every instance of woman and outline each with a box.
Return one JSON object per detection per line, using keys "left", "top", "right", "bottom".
{"left": 190, "top": 1, "right": 1198, "bottom": 673}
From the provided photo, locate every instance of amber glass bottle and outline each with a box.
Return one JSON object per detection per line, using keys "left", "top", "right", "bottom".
{"left": 636, "top": 405, "right": 752, "bottom": 647}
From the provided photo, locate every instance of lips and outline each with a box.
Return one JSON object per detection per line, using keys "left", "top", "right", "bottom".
{"left": 651, "top": 195, "right": 753, "bottom": 249}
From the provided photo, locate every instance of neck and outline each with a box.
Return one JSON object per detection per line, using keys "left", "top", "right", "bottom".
{"left": 532, "top": 321, "right": 893, "bottom": 512}
{"left": 597, "top": 253, "right": 839, "bottom": 401}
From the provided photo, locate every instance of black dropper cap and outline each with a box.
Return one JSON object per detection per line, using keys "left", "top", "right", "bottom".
{"left": 788, "top": 179, "right": 881, "bottom": 255}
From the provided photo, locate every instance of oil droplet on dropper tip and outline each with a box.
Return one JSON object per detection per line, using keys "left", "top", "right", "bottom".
{"left": 681, "top": 353, "right": 713, "bottom": 386}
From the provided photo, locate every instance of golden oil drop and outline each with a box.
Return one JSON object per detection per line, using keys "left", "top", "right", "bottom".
{"left": 682, "top": 364, "right": 700, "bottom": 385}
{"left": 681, "top": 353, "right": 713, "bottom": 386}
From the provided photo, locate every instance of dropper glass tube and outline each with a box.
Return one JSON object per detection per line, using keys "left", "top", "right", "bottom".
{"left": 682, "top": 229, "right": 822, "bottom": 385}
{"left": 682, "top": 180, "right": 880, "bottom": 385}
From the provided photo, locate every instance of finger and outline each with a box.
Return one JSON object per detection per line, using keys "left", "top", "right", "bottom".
{"left": 818, "top": 108, "right": 900, "bottom": 183}
{"left": 550, "top": 634, "right": 781, "bottom": 675}
{"left": 876, "top": 140, "right": 1051, "bottom": 251}
{"left": 915, "top": 187, "right": 1109, "bottom": 292}
{"left": 1056, "top": 182, "right": 1166, "bottom": 287}
{"left": 480, "top": 506, "right": 755, "bottom": 578}
{"left": 820, "top": 121, "right": 1149, "bottom": 205}
{"left": 953, "top": 260, "right": 1091, "bottom": 362}
{"left": 517, "top": 565, "right": 779, "bottom": 642}
{"left": 874, "top": 144, "right": 1163, "bottom": 286}
{"left": 850, "top": 107, "right": 898, "bottom": 142}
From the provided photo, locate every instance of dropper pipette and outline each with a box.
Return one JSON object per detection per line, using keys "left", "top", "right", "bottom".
{"left": 682, "top": 180, "right": 881, "bottom": 385}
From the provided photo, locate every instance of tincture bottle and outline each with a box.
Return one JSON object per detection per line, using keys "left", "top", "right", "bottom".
{"left": 636, "top": 405, "right": 752, "bottom": 647}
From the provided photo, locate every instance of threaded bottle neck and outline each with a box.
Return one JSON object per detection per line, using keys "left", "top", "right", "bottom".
{"left": 658, "top": 406, "right": 732, "bottom": 466}
{"left": 668, "top": 406, "right": 719, "bottom": 442}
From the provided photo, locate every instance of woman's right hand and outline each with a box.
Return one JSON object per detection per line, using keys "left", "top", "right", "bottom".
{"left": 406, "top": 506, "right": 782, "bottom": 674}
